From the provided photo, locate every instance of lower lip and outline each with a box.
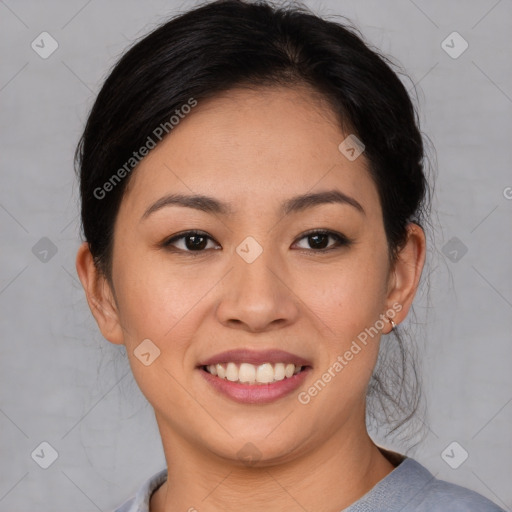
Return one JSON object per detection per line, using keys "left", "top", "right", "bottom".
{"left": 198, "top": 367, "right": 312, "bottom": 404}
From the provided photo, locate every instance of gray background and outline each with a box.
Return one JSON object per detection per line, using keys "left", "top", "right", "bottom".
{"left": 1, "top": 0, "right": 511, "bottom": 510}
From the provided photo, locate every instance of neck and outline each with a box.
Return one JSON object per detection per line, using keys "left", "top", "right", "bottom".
{"left": 150, "top": 416, "right": 396, "bottom": 512}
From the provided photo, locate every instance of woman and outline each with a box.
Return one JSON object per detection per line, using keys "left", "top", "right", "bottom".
{"left": 74, "top": 1, "right": 505, "bottom": 510}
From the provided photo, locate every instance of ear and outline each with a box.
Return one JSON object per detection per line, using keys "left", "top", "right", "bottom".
{"left": 75, "top": 242, "right": 124, "bottom": 345}
{"left": 384, "top": 223, "right": 426, "bottom": 332}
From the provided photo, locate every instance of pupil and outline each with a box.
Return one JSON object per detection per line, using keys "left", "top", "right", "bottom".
{"left": 186, "top": 235, "right": 207, "bottom": 250}
{"left": 309, "top": 234, "right": 328, "bottom": 249}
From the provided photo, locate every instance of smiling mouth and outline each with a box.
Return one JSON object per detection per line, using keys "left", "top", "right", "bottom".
{"left": 200, "top": 362, "right": 309, "bottom": 385}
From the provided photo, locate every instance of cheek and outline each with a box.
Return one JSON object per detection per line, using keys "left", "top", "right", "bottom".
{"left": 302, "top": 281, "right": 384, "bottom": 416}
{"left": 306, "top": 251, "right": 389, "bottom": 333}
{"left": 111, "top": 255, "right": 200, "bottom": 409}
{"left": 110, "top": 245, "right": 183, "bottom": 344}
{"left": 299, "top": 246, "right": 389, "bottom": 394}
{"left": 111, "top": 245, "right": 220, "bottom": 360}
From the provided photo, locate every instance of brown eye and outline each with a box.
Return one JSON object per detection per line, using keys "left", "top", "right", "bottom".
{"left": 163, "top": 231, "right": 219, "bottom": 252}
{"left": 293, "top": 230, "right": 352, "bottom": 252}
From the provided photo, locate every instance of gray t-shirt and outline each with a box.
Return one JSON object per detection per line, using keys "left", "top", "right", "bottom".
{"left": 113, "top": 457, "right": 505, "bottom": 511}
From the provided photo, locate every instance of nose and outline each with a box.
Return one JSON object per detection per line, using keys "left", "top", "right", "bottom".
{"left": 215, "top": 245, "right": 300, "bottom": 333}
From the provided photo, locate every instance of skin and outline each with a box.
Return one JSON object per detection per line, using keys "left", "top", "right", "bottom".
{"left": 76, "top": 85, "right": 425, "bottom": 512}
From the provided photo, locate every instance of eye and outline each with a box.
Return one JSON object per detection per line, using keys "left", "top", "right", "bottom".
{"left": 292, "top": 229, "right": 353, "bottom": 252}
{"left": 162, "top": 230, "right": 220, "bottom": 253}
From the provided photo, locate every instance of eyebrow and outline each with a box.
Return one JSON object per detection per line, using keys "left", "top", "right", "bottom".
{"left": 141, "top": 189, "right": 365, "bottom": 220}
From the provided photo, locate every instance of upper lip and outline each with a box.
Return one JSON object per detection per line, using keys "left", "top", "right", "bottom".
{"left": 198, "top": 349, "right": 312, "bottom": 367}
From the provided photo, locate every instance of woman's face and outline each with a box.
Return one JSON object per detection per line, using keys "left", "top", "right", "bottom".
{"left": 79, "top": 85, "right": 422, "bottom": 465}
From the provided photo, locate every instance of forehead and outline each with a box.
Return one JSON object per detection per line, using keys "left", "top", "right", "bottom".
{"left": 119, "top": 85, "right": 381, "bottom": 220}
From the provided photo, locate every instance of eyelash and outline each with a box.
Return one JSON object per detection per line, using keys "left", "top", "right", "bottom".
{"left": 161, "top": 229, "right": 353, "bottom": 255}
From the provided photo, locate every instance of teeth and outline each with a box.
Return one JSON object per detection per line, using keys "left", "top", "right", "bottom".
{"left": 239, "top": 363, "right": 256, "bottom": 384}
{"left": 205, "top": 362, "right": 304, "bottom": 384}
{"left": 274, "top": 363, "right": 285, "bottom": 380}
{"left": 216, "top": 364, "right": 226, "bottom": 379}
{"left": 256, "top": 363, "right": 274, "bottom": 383}
{"left": 226, "top": 362, "right": 238, "bottom": 382}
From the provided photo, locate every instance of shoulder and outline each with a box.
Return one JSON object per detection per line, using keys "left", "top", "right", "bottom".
{"left": 344, "top": 456, "right": 505, "bottom": 511}
{"left": 111, "top": 468, "right": 167, "bottom": 512}
{"left": 412, "top": 472, "right": 504, "bottom": 511}
{"left": 112, "top": 497, "right": 135, "bottom": 512}
{"left": 390, "top": 458, "right": 505, "bottom": 511}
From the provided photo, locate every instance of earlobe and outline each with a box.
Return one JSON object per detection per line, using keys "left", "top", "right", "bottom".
{"left": 75, "top": 242, "right": 124, "bottom": 345}
{"left": 385, "top": 223, "right": 426, "bottom": 328}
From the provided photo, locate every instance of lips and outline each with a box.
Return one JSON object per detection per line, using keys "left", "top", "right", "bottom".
{"left": 197, "top": 348, "right": 313, "bottom": 368}
{"left": 196, "top": 349, "right": 313, "bottom": 404}
{"left": 198, "top": 363, "right": 312, "bottom": 404}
